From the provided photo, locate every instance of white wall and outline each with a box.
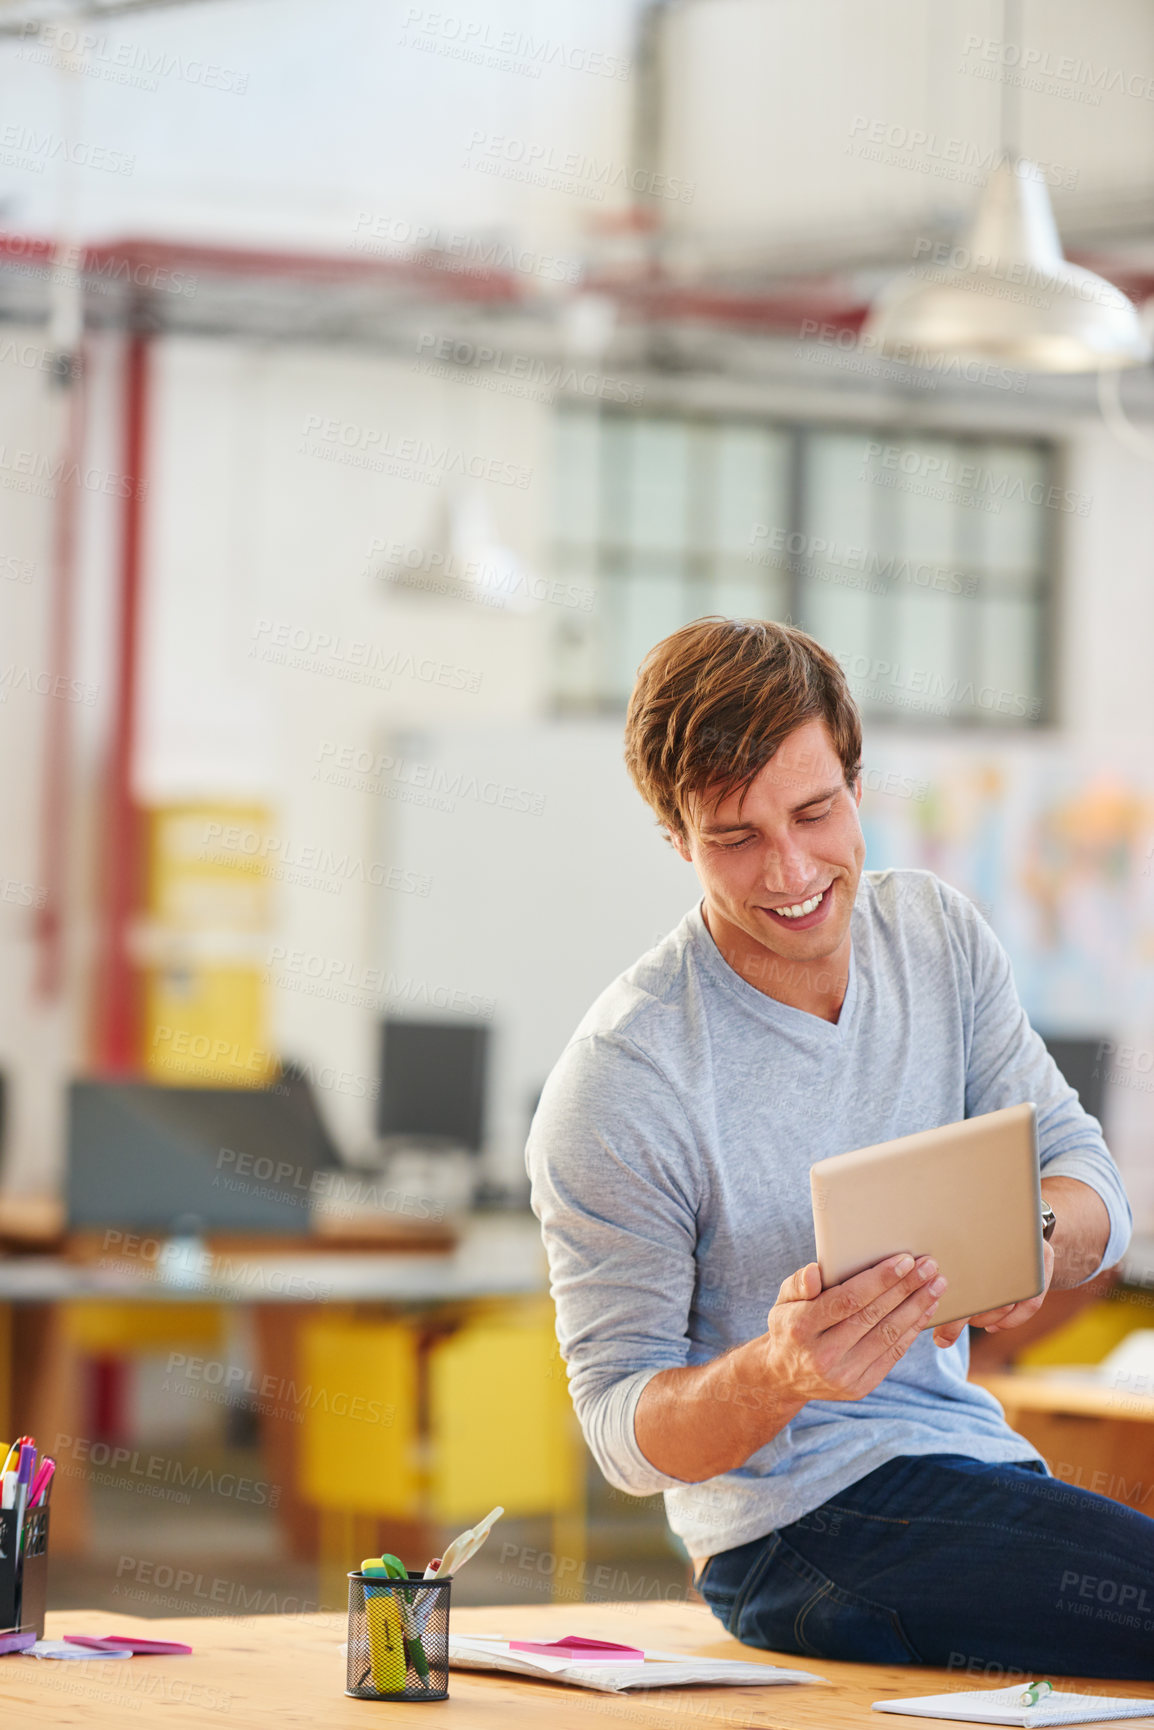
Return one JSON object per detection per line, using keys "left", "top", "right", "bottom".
{"left": 660, "top": 0, "right": 1154, "bottom": 259}
{"left": 0, "top": 0, "right": 640, "bottom": 255}
{"left": 381, "top": 720, "right": 696, "bottom": 1183}
{"left": 134, "top": 334, "right": 554, "bottom": 1158}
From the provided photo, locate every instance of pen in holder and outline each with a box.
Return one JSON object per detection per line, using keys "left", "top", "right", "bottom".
{"left": 0, "top": 1507, "right": 50, "bottom": 1637}
{"left": 346, "top": 1571, "right": 450, "bottom": 1701}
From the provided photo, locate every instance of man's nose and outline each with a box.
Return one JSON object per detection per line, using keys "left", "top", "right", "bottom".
{"left": 760, "top": 835, "right": 812, "bottom": 895}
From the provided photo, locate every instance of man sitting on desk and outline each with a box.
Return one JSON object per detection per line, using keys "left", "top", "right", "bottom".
{"left": 527, "top": 617, "right": 1154, "bottom": 1680}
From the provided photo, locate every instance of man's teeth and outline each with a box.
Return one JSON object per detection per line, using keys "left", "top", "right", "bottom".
{"left": 774, "top": 889, "right": 825, "bottom": 919}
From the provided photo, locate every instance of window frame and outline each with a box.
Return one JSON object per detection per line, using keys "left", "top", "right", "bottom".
{"left": 551, "top": 403, "right": 1058, "bottom": 730}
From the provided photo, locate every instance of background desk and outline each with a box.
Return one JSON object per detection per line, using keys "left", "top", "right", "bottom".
{"left": 5, "top": 1603, "right": 1153, "bottom": 1729}
{"left": 0, "top": 1217, "right": 559, "bottom": 1562}
{"left": 972, "top": 1371, "right": 1154, "bottom": 1514}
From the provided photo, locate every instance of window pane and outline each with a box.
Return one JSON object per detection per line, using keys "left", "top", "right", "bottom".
{"left": 979, "top": 596, "right": 1040, "bottom": 724}
{"left": 800, "top": 431, "right": 878, "bottom": 677}
{"left": 975, "top": 443, "right": 1050, "bottom": 572}
{"left": 806, "top": 431, "right": 874, "bottom": 546}
{"left": 551, "top": 412, "right": 1053, "bottom": 727}
{"left": 624, "top": 419, "right": 692, "bottom": 553}
{"left": 714, "top": 564, "right": 780, "bottom": 621}
{"left": 896, "top": 592, "right": 967, "bottom": 721}
{"left": 555, "top": 411, "right": 600, "bottom": 550}
{"left": 711, "top": 426, "right": 790, "bottom": 555}
{"left": 603, "top": 566, "right": 689, "bottom": 704}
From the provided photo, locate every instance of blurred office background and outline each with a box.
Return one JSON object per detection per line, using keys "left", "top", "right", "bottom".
{"left": 3, "top": 0, "right": 1154, "bottom": 1618}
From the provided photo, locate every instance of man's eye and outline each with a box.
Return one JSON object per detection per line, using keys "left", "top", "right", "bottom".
{"left": 798, "top": 806, "right": 833, "bottom": 825}
{"left": 718, "top": 836, "right": 752, "bottom": 850}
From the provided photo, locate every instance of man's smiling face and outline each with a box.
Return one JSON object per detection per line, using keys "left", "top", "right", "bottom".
{"left": 671, "top": 718, "right": 865, "bottom": 982}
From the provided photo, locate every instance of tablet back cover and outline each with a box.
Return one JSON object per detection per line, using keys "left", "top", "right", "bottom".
{"left": 810, "top": 1104, "right": 1043, "bottom": 1326}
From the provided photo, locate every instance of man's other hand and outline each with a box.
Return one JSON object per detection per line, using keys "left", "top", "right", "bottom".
{"left": 929, "top": 1239, "right": 1056, "bottom": 1349}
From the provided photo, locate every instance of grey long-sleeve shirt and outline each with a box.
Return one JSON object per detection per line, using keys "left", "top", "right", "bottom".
{"left": 526, "top": 869, "right": 1132, "bottom": 1560}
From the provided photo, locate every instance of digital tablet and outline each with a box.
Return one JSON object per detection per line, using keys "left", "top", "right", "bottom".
{"left": 810, "top": 1103, "right": 1044, "bottom": 1327}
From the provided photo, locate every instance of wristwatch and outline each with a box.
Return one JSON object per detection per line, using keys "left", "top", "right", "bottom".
{"left": 1040, "top": 1200, "right": 1057, "bottom": 1242}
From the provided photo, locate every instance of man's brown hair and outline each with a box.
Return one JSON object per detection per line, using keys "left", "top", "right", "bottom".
{"left": 624, "top": 616, "right": 862, "bottom": 837}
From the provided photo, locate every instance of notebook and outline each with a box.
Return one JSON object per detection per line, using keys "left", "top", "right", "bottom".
{"left": 447, "top": 1634, "right": 824, "bottom": 1693}
{"left": 872, "top": 1684, "right": 1154, "bottom": 1726}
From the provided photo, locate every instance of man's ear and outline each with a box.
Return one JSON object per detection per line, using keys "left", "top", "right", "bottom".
{"left": 667, "top": 824, "right": 693, "bottom": 864}
{"left": 853, "top": 775, "right": 863, "bottom": 808}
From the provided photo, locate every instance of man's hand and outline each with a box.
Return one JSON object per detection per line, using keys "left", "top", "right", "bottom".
{"left": 634, "top": 1250, "right": 947, "bottom": 1481}
{"left": 929, "top": 1239, "right": 1056, "bottom": 1349}
{"left": 763, "top": 1253, "right": 947, "bottom": 1403}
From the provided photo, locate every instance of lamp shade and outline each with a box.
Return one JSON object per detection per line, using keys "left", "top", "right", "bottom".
{"left": 863, "top": 157, "right": 1151, "bottom": 373}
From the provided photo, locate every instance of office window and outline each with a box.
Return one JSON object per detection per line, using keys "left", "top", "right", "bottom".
{"left": 552, "top": 410, "right": 1054, "bottom": 726}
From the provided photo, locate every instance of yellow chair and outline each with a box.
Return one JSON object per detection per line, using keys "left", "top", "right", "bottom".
{"left": 296, "top": 1301, "right": 585, "bottom": 1603}
{"left": 62, "top": 1302, "right": 225, "bottom": 1357}
{"left": 1018, "top": 1291, "right": 1154, "bottom": 1370}
{"left": 297, "top": 1314, "right": 422, "bottom": 1605}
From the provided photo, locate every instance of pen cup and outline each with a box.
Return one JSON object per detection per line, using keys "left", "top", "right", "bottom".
{"left": 346, "top": 1571, "right": 450, "bottom": 1702}
{"left": 0, "top": 1507, "right": 50, "bottom": 1637}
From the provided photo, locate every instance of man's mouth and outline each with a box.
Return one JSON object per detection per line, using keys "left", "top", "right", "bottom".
{"left": 763, "top": 885, "right": 832, "bottom": 927}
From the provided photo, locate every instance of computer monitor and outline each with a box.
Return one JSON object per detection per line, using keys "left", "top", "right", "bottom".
{"left": 1040, "top": 1035, "right": 1107, "bottom": 1127}
{"left": 376, "top": 1019, "right": 488, "bottom": 1151}
{"left": 66, "top": 1073, "right": 341, "bottom": 1232}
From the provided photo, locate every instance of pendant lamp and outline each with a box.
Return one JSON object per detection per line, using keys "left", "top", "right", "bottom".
{"left": 863, "top": 155, "right": 1150, "bottom": 373}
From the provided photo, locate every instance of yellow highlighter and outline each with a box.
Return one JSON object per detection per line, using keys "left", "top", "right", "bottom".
{"left": 362, "top": 1580, "right": 406, "bottom": 1693}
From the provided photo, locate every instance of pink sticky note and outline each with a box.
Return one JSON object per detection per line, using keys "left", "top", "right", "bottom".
{"left": 64, "top": 1635, "right": 193, "bottom": 1656}
{"left": 509, "top": 1635, "right": 644, "bottom": 1661}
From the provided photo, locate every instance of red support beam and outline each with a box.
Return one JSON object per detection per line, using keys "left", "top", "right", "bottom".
{"left": 97, "top": 330, "right": 150, "bottom": 1074}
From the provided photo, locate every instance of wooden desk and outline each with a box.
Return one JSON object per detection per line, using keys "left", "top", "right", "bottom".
{"left": 3, "top": 1603, "right": 1153, "bottom": 1729}
{"left": 973, "top": 1371, "right": 1154, "bottom": 1514}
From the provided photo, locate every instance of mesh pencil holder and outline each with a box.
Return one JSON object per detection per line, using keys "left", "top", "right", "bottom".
{"left": 0, "top": 1507, "right": 50, "bottom": 1636}
{"left": 346, "top": 1571, "right": 451, "bottom": 1701}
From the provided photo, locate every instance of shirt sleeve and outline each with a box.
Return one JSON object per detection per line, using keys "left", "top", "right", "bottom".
{"left": 952, "top": 892, "right": 1132, "bottom": 1281}
{"left": 525, "top": 1030, "right": 701, "bottom": 1495}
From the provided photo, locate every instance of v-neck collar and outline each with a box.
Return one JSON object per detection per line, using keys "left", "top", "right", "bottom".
{"left": 687, "top": 900, "right": 859, "bottom": 1038}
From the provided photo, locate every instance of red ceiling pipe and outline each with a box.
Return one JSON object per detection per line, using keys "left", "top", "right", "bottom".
{"left": 96, "top": 329, "right": 150, "bottom": 1075}
{"left": 0, "top": 231, "right": 527, "bottom": 304}
{"left": 598, "top": 281, "right": 872, "bottom": 334}
{"left": 1, "top": 228, "right": 1152, "bottom": 333}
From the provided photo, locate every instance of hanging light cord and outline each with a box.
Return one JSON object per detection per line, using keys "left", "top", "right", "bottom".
{"left": 1001, "top": 0, "right": 1021, "bottom": 163}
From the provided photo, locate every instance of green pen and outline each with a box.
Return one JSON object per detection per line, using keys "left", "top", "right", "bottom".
{"left": 1018, "top": 1681, "right": 1053, "bottom": 1708}
{"left": 363, "top": 1554, "right": 430, "bottom": 1685}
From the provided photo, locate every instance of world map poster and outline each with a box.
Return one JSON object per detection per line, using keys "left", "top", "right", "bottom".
{"left": 859, "top": 738, "right": 1154, "bottom": 1233}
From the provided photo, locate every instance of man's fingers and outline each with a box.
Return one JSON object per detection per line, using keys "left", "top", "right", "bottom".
{"left": 821, "top": 1255, "right": 943, "bottom": 1351}
{"left": 819, "top": 1253, "right": 921, "bottom": 1324}
{"left": 983, "top": 1295, "right": 1046, "bottom": 1332}
{"left": 933, "top": 1318, "right": 968, "bottom": 1348}
{"left": 840, "top": 1280, "right": 944, "bottom": 1378}
{"left": 963, "top": 1304, "right": 1016, "bottom": 1328}
{"left": 853, "top": 1297, "right": 941, "bottom": 1391}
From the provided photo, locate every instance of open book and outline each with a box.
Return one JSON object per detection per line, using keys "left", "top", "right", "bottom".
{"left": 448, "top": 1634, "right": 824, "bottom": 1694}
{"left": 873, "top": 1684, "right": 1154, "bottom": 1726}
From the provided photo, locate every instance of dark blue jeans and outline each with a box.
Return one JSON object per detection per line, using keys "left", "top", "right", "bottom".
{"left": 696, "top": 1454, "right": 1154, "bottom": 1679}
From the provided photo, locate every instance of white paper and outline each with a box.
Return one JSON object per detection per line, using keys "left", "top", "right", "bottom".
{"left": 447, "top": 1635, "right": 823, "bottom": 1693}
{"left": 22, "top": 1641, "right": 132, "bottom": 1661}
{"left": 872, "top": 1683, "right": 1154, "bottom": 1726}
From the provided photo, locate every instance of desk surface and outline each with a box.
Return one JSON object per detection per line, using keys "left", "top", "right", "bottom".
{"left": 2, "top": 1602, "right": 1152, "bottom": 1729}
{"left": 0, "top": 1216, "right": 546, "bottom": 1304}
{"left": 974, "top": 1369, "right": 1154, "bottom": 1422}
